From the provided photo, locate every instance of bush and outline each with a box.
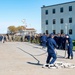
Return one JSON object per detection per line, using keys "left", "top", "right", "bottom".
{"left": 73, "top": 40, "right": 75, "bottom": 46}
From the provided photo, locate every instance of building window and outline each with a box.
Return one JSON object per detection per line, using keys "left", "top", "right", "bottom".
{"left": 52, "top": 9, "right": 55, "bottom": 14}
{"left": 60, "top": 30, "right": 64, "bottom": 34}
{"left": 60, "top": 7, "right": 63, "bottom": 13}
{"left": 46, "top": 20, "right": 48, "bottom": 25}
{"left": 53, "top": 19, "right": 56, "bottom": 24}
{"left": 69, "top": 17, "right": 72, "bottom": 23}
{"left": 69, "top": 6, "right": 72, "bottom": 11}
{"left": 60, "top": 18, "right": 64, "bottom": 24}
{"left": 45, "top": 10, "right": 48, "bottom": 15}
{"left": 46, "top": 30, "right": 48, "bottom": 34}
{"left": 53, "top": 30, "right": 56, "bottom": 34}
{"left": 69, "top": 29, "right": 72, "bottom": 34}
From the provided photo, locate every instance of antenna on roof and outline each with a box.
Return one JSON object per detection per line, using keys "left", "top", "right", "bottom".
{"left": 21, "top": 19, "right": 27, "bottom": 27}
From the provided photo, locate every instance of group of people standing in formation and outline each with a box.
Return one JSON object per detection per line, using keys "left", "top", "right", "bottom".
{"left": 25, "top": 33, "right": 73, "bottom": 67}
{"left": 0, "top": 33, "right": 73, "bottom": 67}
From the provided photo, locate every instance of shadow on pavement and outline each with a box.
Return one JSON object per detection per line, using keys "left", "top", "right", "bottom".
{"left": 27, "top": 62, "right": 43, "bottom": 66}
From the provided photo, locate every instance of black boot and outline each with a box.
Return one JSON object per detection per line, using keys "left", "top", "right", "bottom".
{"left": 66, "top": 56, "right": 70, "bottom": 59}
{"left": 71, "top": 57, "right": 73, "bottom": 59}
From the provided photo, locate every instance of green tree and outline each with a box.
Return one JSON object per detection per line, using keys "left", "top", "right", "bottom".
{"left": 17, "top": 26, "right": 26, "bottom": 31}
{"left": 8, "top": 26, "right": 17, "bottom": 34}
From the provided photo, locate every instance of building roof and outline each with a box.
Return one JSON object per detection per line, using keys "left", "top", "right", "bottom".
{"left": 26, "top": 28, "right": 35, "bottom": 30}
{"left": 41, "top": 1, "right": 75, "bottom": 8}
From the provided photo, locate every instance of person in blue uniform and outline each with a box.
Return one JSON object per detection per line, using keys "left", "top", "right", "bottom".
{"left": 60, "top": 34, "right": 65, "bottom": 49}
{"left": 46, "top": 33, "right": 57, "bottom": 67}
{"left": 61, "top": 34, "right": 65, "bottom": 50}
{"left": 65, "top": 34, "right": 73, "bottom": 59}
{"left": 27, "top": 34, "right": 30, "bottom": 42}
{"left": 31, "top": 35, "right": 34, "bottom": 43}
{"left": 41, "top": 33, "right": 47, "bottom": 48}
{"left": 56, "top": 33, "right": 61, "bottom": 49}
{"left": 0, "top": 35, "right": 3, "bottom": 41}
{"left": 39, "top": 34, "right": 43, "bottom": 46}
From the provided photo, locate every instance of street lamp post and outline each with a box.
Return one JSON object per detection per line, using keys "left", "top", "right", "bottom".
{"left": 52, "top": 24, "right": 53, "bottom": 33}
{"left": 65, "top": 23, "right": 68, "bottom": 34}
{"left": 21, "top": 19, "right": 26, "bottom": 37}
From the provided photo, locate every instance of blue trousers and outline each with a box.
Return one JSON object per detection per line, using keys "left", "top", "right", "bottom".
{"left": 68, "top": 47, "right": 73, "bottom": 57}
{"left": 46, "top": 53, "right": 57, "bottom": 64}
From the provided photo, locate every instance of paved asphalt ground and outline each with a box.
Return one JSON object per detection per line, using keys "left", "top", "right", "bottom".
{"left": 0, "top": 42, "right": 75, "bottom": 75}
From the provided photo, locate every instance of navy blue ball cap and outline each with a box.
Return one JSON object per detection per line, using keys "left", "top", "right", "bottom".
{"left": 50, "top": 33, "right": 54, "bottom": 35}
{"left": 50, "top": 33, "right": 54, "bottom": 37}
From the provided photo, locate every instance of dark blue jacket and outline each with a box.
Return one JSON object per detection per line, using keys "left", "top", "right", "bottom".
{"left": 46, "top": 38, "right": 57, "bottom": 54}
{"left": 41, "top": 35, "right": 47, "bottom": 42}
{"left": 66, "top": 38, "right": 73, "bottom": 49}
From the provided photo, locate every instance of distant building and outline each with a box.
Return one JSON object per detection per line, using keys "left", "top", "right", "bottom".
{"left": 19, "top": 28, "right": 36, "bottom": 36}
{"left": 14, "top": 28, "right": 36, "bottom": 36}
{"left": 41, "top": 1, "right": 75, "bottom": 39}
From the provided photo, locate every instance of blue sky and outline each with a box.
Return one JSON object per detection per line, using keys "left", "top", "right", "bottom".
{"left": 0, "top": 0, "right": 74, "bottom": 34}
